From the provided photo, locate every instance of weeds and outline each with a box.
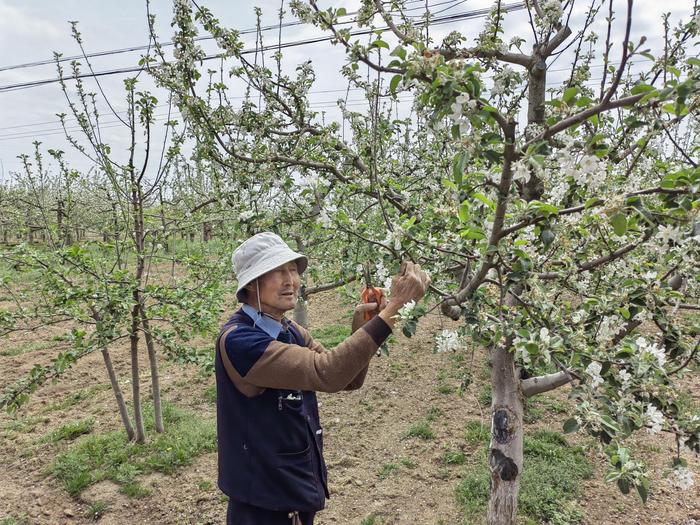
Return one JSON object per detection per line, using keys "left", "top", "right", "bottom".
{"left": 39, "top": 419, "right": 94, "bottom": 444}
{"left": 455, "top": 429, "right": 592, "bottom": 524}
{"left": 86, "top": 500, "right": 109, "bottom": 521}
{"left": 310, "top": 324, "right": 350, "bottom": 348}
{"left": 51, "top": 402, "right": 215, "bottom": 497}
{"left": 402, "top": 421, "right": 435, "bottom": 440}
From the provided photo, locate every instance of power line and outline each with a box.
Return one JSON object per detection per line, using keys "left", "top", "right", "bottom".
{"left": 0, "top": 3, "right": 527, "bottom": 94}
{"left": 0, "top": 0, "right": 468, "bottom": 74}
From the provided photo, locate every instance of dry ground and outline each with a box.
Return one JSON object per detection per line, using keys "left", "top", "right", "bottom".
{"left": 1, "top": 289, "right": 698, "bottom": 524}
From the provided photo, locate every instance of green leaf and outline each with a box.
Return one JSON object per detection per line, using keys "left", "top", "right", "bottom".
{"left": 336, "top": 7, "right": 346, "bottom": 16}
{"left": 372, "top": 39, "right": 390, "bottom": 50}
{"left": 390, "top": 46, "right": 407, "bottom": 60}
{"left": 563, "top": 86, "right": 579, "bottom": 103}
{"left": 611, "top": 213, "right": 627, "bottom": 236}
{"left": 452, "top": 151, "right": 468, "bottom": 186}
{"left": 636, "top": 479, "right": 649, "bottom": 503}
{"left": 617, "top": 478, "right": 631, "bottom": 495}
{"left": 630, "top": 83, "right": 654, "bottom": 95}
{"left": 471, "top": 192, "right": 496, "bottom": 211}
{"left": 563, "top": 418, "right": 579, "bottom": 433}
{"left": 389, "top": 74, "right": 402, "bottom": 94}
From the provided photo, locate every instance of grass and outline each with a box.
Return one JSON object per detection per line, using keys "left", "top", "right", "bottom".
{"left": 39, "top": 419, "right": 94, "bottom": 444}
{"left": 0, "top": 339, "right": 54, "bottom": 357}
{"left": 441, "top": 449, "right": 467, "bottom": 465}
{"left": 0, "top": 517, "right": 30, "bottom": 525}
{"left": 41, "top": 384, "right": 109, "bottom": 413}
{"left": 464, "top": 421, "right": 489, "bottom": 446}
{"left": 50, "top": 402, "right": 216, "bottom": 497}
{"left": 202, "top": 384, "right": 217, "bottom": 404}
{"left": 477, "top": 383, "right": 492, "bottom": 406}
{"left": 378, "top": 456, "right": 417, "bottom": 479}
{"left": 361, "top": 513, "right": 380, "bottom": 525}
{"left": 455, "top": 429, "right": 593, "bottom": 524}
{"left": 310, "top": 324, "right": 351, "bottom": 348}
{"left": 86, "top": 500, "right": 109, "bottom": 521}
{"left": 402, "top": 421, "right": 435, "bottom": 440}
{"left": 378, "top": 462, "right": 400, "bottom": 479}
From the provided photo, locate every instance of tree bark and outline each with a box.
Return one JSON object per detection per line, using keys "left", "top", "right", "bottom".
{"left": 140, "top": 306, "right": 164, "bottom": 433}
{"left": 293, "top": 296, "right": 309, "bottom": 328}
{"left": 487, "top": 341, "right": 524, "bottom": 525}
{"left": 100, "top": 345, "right": 135, "bottom": 440}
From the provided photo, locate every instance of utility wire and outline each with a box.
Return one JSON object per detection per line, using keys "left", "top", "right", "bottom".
{"left": 0, "top": 3, "right": 527, "bottom": 94}
{"left": 0, "top": 0, "right": 476, "bottom": 73}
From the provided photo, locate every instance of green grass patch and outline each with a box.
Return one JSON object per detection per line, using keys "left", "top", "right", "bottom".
{"left": 426, "top": 406, "right": 443, "bottom": 422}
{"left": 42, "top": 384, "right": 109, "bottom": 413}
{"left": 0, "top": 339, "right": 54, "bottom": 357}
{"left": 202, "top": 384, "right": 217, "bottom": 404}
{"left": 464, "top": 421, "right": 489, "bottom": 446}
{"left": 310, "top": 324, "right": 351, "bottom": 348}
{"left": 455, "top": 429, "right": 593, "bottom": 524}
{"left": 39, "top": 419, "right": 94, "bottom": 444}
{"left": 0, "top": 517, "right": 30, "bottom": 525}
{"left": 378, "top": 462, "right": 400, "bottom": 479}
{"left": 477, "top": 383, "right": 492, "bottom": 406}
{"left": 402, "top": 420, "right": 435, "bottom": 440}
{"left": 399, "top": 457, "right": 416, "bottom": 469}
{"left": 360, "top": 513, "right": 380, "bottom": 525}
{"left": 441, "top": 449, "right": 467, "bottom": 465}
{"left": 86, "top": 500, "right": 109, "bottom": 521}
{"left": 50, "top": 402, "right": 216, "bottom": 497}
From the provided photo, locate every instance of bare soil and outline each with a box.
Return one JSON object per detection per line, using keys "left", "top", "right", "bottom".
{"left": 1, "top": 289, "right": 698, "bottom": 524}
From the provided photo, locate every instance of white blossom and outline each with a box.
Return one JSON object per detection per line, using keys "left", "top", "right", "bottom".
{"left": 435, "top": 329, "right": 461, "bottom": 353}
{"left": 570, "top": 309, "right": 586, "bottom": 324}
{"left": 238, "top": 210, "right": 255, "bottom": 221}
{"left": 512, "top": 160, "right": 531, "bottom": 183}
{"left": 540, "top": 0, "right": 563, "bottom": 25}
{"left": 586, "top": 361, "right": 604, "bottom": 389}
{"left": 637, "top": 337, "right": 667, "bottom": 368}
{"left": 645, "top": 404, "right": 664, "bottom": 434}
{"left": 618, "top": 369, "right": 632, "bottom": 384}
{"left": 657, "top": 224, "right": 681, "bottom": 244}
{"left": 397, "top": 299, "right": 417, "bottom": 321}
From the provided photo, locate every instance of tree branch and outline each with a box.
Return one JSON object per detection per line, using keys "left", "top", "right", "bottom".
{"left": 521, "top": 370, "right": 574, "bottom": 397}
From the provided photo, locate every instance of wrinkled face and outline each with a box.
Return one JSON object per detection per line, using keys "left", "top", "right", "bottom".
{"left": 247, "top": 260, "right": 300, "bottom": 319}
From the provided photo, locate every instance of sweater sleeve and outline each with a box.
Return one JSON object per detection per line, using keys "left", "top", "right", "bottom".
{"left": 241, "top": 316, "right": 391, "bottom": 393}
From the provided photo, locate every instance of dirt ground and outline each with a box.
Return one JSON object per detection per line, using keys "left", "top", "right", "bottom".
{"left": 1, "top": 289, "right": 698, "bottom": 525}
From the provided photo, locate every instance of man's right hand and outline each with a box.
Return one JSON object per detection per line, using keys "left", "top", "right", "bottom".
{"left": 379, "top": 262, "right": 431, "bottom": 329}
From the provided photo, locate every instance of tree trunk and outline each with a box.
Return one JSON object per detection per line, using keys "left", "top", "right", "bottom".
{"left": 203, "top": 221, "right": 212, "bottom": 242}
{"left": 139, "top": 305, "right": 164, "bottom": 433}
{"left": 487, "top": 342, "right": 524, "bottom": 525}
{"left": 100, "top": 345, "right": 135, "bottom": 440}
{"left": 129, "top": 303, "right": 146, "bottom": 443}
{"left": 293, "top": 296, "right": 309, "bottom": 328}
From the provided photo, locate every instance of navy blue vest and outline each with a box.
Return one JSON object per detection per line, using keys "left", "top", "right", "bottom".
{"left": 215, "top": 309, "right": 329, "bottom": 512}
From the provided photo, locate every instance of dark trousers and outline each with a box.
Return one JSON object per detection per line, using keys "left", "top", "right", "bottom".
{"left": 226, "top": 500, "right": 315, "bottom": 525}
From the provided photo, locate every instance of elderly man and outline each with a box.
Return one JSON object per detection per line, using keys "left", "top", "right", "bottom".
{"left": 215, "top": 232, "right": 429, "bottom": 525}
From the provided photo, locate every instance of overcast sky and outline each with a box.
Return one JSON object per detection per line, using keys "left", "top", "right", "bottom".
{"left": 0, "top": 0, "right": 695, "bottom": 178}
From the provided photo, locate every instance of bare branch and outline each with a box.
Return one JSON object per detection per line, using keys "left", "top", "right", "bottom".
{"left": 522, "top": 370, "right": 574, "bottom": 397}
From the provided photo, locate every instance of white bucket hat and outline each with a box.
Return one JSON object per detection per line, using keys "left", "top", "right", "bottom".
{"left": 232, "top": 232, "right": 308, "bottom": 300}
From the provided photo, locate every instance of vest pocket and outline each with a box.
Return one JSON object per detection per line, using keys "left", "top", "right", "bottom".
{"left": 274, "top": 444, "right": 311, "bottom": 465}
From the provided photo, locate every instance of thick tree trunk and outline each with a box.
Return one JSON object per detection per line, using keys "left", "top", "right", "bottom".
{"left": 139, "top": 306, "right": 164, "bottom": 433}
{"left": 487, "top": 343, "right": 524, "bottom": 525}
{"left": 100, "top": 345, "right": 135, "bottom": 440}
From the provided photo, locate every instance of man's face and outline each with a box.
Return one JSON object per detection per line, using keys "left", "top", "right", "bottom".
{"left": 252, "top": 260, "right": 301, "bottom": 318}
